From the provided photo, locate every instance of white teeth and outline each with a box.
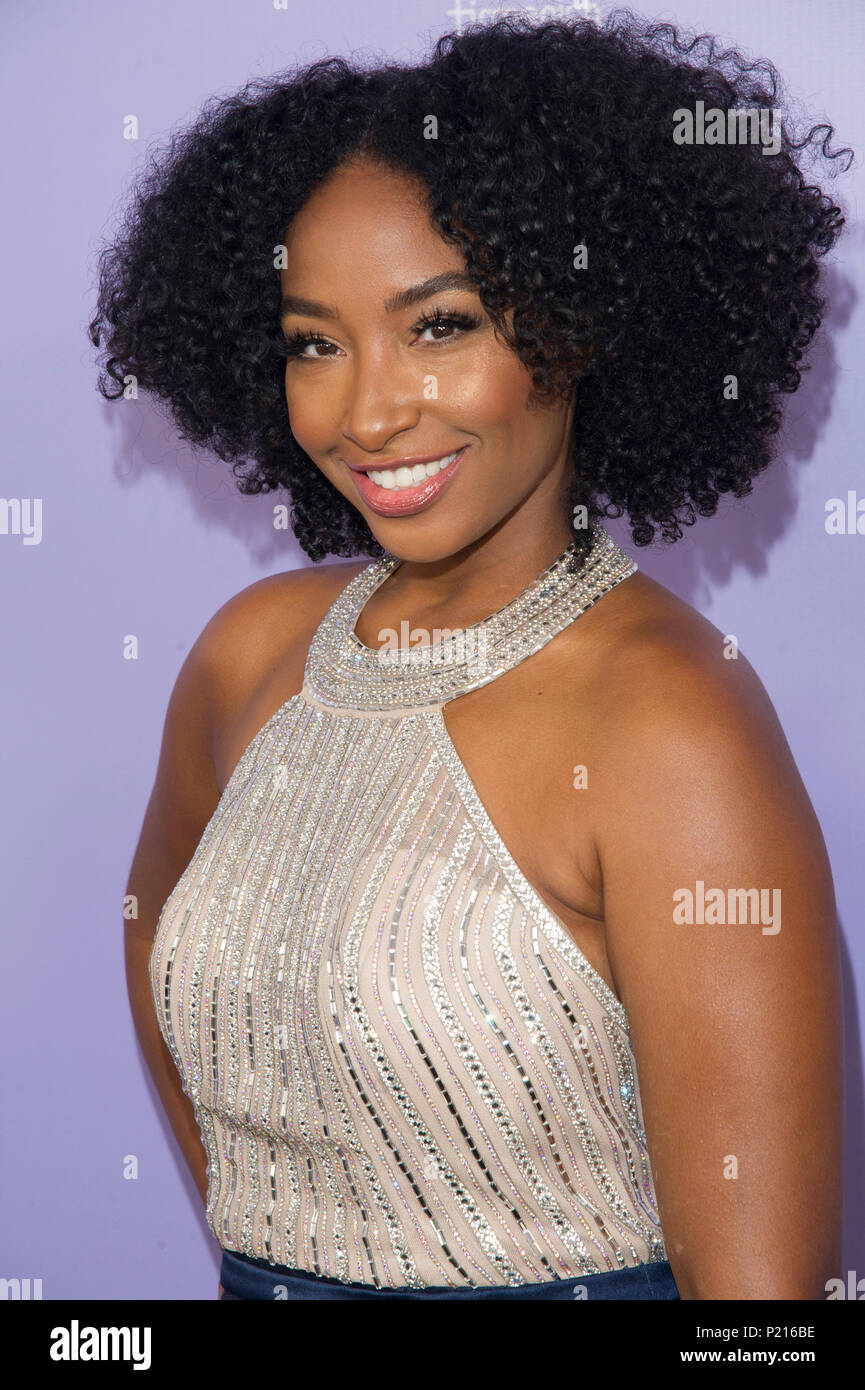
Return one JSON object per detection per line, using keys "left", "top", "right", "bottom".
{"left": 367, "top": 450, "right": 459, "bottom": 491}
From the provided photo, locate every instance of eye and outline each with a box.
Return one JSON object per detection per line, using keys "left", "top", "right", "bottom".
{"left": 412, "top": 306, "right": 482, "bottom": 343}
{"left": 281, "top": 330, "right": 336, "bottom": 361}
{"left": 280, "top": 305, "right": 482, "bottom": 362}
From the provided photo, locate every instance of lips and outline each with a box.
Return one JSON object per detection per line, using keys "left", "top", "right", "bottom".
{"left": 348, "top": 446, "right": 467, "bottom": 517}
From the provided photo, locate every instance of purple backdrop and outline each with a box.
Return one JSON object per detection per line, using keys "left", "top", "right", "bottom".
{"left": 1, "top": 0, "right": 862, "bottom": 1299}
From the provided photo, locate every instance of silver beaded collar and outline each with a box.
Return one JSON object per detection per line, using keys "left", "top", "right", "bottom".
{"left": 303, "top": 524, "right": 638, "bottom": 713}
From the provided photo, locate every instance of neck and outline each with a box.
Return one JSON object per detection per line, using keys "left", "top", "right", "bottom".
{"left": 381, "top": 513, "right": 576, "bottom": 619}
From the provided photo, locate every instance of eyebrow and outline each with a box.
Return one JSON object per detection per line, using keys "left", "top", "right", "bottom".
{"left": 279, "top": 271, "right": 479, "bottom": 323}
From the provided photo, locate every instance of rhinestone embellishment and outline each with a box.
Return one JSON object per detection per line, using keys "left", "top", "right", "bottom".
{"left": 305, "top": 524, "right": 638, "bottom": 713}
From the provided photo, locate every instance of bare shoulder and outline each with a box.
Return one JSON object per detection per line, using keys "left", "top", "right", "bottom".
{"left": 196, "top": 557, "right": 369, "bottom": 727}
{"left": 570, "top": 566, "right": 831, "bottom": 909}
{"left": 585, "top": 569, "right": 801, "bottom": 789}
{"left": 555, "top": 567, "right": 830, "bottom": 946}
{"left": 197, "top": 558, "right": 367, "bottom": 662}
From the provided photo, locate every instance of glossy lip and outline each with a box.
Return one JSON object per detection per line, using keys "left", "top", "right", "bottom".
{"left": 347, "top": 445, "right": 467, "bottom": 517}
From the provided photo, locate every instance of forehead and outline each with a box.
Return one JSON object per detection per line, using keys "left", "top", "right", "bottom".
{"left": 280, "top": 159, "right": 464, "bottom": 290}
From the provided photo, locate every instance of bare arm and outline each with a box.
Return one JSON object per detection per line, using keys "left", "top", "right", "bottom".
{"left": 124, "top": 628, "right": 223, "bottom": 1208}
{"left": 596, "top": 638, "right": 842, "bottom": 1300}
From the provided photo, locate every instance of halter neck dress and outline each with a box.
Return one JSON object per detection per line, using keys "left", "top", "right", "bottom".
{"left": 148, "top": 524, "right": 678, "bottom": 1299}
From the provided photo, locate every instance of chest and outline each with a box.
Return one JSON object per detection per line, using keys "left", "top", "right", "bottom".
{"left": 437, "top": 661, "right": 615, "bottom": 990}
{"left": 215, "top": 628, "right": 620, "bottom": 1002}
{"left": 180, "top": 694, "right": 619, "bottom": 1073}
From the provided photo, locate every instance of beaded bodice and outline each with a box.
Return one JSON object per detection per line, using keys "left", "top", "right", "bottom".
{"left": 148, "top": 525, "right": 669, "bottom": 1288}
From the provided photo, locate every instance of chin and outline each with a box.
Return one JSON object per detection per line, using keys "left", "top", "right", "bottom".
{"left": 366, "top": 522, "right": 483, "bottom": 564}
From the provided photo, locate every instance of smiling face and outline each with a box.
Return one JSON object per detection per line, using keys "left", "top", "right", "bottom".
{"left": 279, "top": 156, "right": 577, "bottom": 567}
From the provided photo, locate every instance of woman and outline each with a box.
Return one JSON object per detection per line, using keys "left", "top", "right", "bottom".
{"left": 91, "top": 11, "right": 850, "bottom": 1300}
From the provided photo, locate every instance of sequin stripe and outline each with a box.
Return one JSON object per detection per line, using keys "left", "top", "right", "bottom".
{"left": 338, "top": 750, "right": 517, "bottom": 1287}
{"left": 149, "top": 838, "right": 215, "bottom": 1082}
{"left": 265, "top": 704, "right": 342, "bottom": 1111}
{"left": 154, "top": 831, "right": 243, "bottom": 1108}
{"left": 199, "top": 811, "right": 275, "bottom": 1255}
{"left": 427, "top": 709, "right": 629, "bottom": 1027}
{"left": 199, "top": 777, "right": 294, "bottom": 1110}
{"left": 287, "top": 711, "right": 452, "bottom": 1286}
{"left": 573, "top": 1013, "right": 660, "bottom": 1243}
{"left": 459, "top": 883, "right": 613, "bottom": 1277}
{"left": 525, "top": 919, "right": 666, "bottom": 1259}
{"left": 384, "top": 776, "right": 601, "bottom": 1284}
{"left": 392, "top": 822, "right": 547, "bottom": 1278}
{"left": 296, "top": 718, "right": 434, "bottom": 1284}
{"left": 382, "top": 770, "right": 542, "bottom": 1285}
{"left": 224, "top": 693, "right": 308, "bottom": 790}
{"left": 163, "top": 700, "right": 324, "bottom": 1260}
{"left": 419, "top": 846, "right": 581, "bottom": 1282}
{"left": 516, "top": 917, "right": 660, "bottom": 1252}
{"left": 151, "top": 884, "right": 206, "bottom": 1100}
{"left": 242, "top": 706, "right": 341, "bottom": 1118}
{"left": 146, "top": 697, "right": 307, "bottom": 1081}
{"left": 211, "top": 717, "right": 431, "bottom": 1278}
{"left": 256, "top": 708, "right": 342, "bottom": 1268}
{"left": 425, "top": 712, "right": 664, "bottom": 1264}
{"left": 493, "top": 909, "right": 649, "bottom": 1268}
{"left": 602, "top": 1015, "right": 644, "bottom": 1141}
{"left": 359, "top": 773, "right": 511, "bottom": 1285}
{"left": 457, "top": 887, "right": 625, "bottom": 1273}
{"left": 196, "top": 1105, "right": 223, "bottom": 1230}
{"left": 186, "top": 695, "right": 325, "bottom": 1128}
{"left": 602, "top": 1015, "right": 665, "bottom": 1229}
{"left": 225, "top": 710, "right": 412, "bottom": 1277}
{"left": 418, "top": 817, "right": 606, "bottom": 1279}
{"left": 263, "top": 1143, "right": 280, "bottom": 1265}
{"left": 536, "top": 924, "right": 664, "bottom": 1243}
{"left": 386, "top": 813, "right": 560, "bottom": 1284}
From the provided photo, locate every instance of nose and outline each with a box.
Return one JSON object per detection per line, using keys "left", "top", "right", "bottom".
{"left": 340, "top": 345, "right": 422, "bottom": 454}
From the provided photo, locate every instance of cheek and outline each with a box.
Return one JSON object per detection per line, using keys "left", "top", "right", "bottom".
{"left": 445, "top": 353, "right": 531, "bottom": 425}
{"left": 283, "top": 381, "right": 330, "bottom": 445}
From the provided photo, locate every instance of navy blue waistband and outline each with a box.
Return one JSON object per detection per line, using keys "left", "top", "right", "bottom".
{"left": 220, "top": 1248, "right": 680, "bottom": 1300}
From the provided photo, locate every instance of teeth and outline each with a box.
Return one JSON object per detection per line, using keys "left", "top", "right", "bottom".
{"left": 367, "top": 450, "right": 459, "bottom": 491}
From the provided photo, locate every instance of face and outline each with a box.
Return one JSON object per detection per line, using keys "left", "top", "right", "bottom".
{"left": 279, "top": 157, "right": 576, "bottom": 566}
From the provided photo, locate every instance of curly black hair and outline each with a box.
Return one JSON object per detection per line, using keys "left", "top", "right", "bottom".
{"left": 88, "top": 7, "right": 852, "bottom": 569}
